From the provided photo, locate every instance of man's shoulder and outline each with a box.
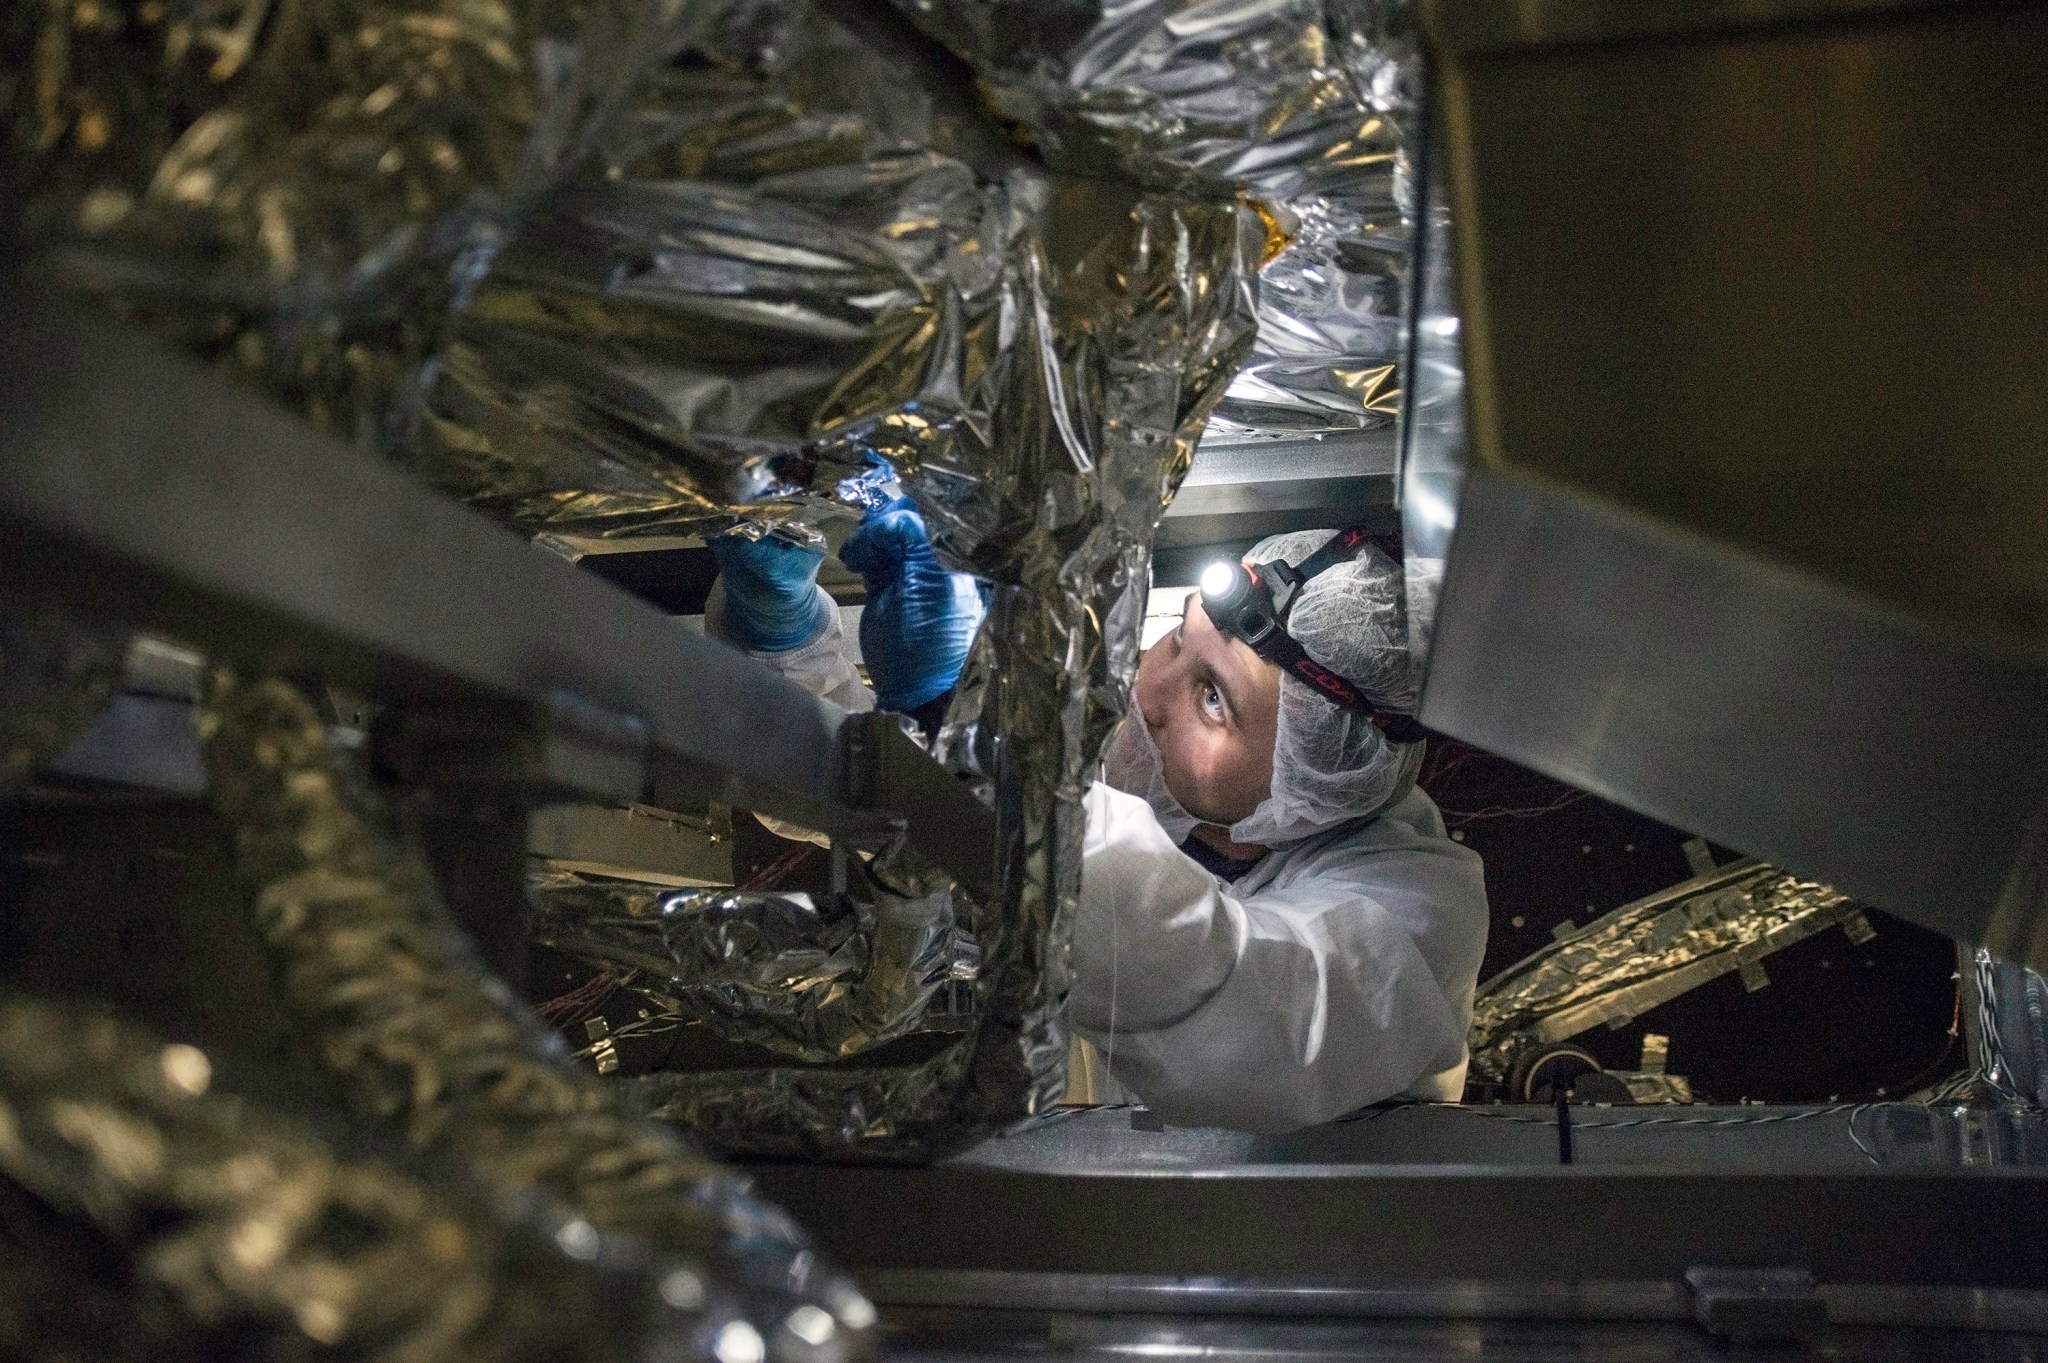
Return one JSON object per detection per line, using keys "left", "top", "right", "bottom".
{"left": 1304, "top": 788, "right": 1471, "bottom": 861}
{"left": 1259, "top": 788, "right": 1484, "bottom": 901}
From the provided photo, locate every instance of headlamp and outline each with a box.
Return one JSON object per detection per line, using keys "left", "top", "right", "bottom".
{"left": 1196, "top": 559, "right": 1283, "bottom": 648}
{"left": 1191, "top": 529, "right": 1426, "bottom": 744}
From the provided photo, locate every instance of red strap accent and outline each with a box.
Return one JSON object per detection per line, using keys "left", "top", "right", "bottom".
{"left": 1290, "top": 656, "right": 1363, "bottom": 707}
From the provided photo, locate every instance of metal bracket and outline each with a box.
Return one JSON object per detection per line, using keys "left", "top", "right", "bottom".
{"left": 838, "top": 710, "right": 997, "bottom": 903}
{"left": 1684, "top": 1266, "right": 1824, "bottom": 1344}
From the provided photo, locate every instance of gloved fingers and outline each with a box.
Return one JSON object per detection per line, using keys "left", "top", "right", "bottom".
{"left": 707, "top": 530, "right": 832, "bottom": 652}
{"left": 857, "top": 578, "right": 983, "bottom": 713}
{"left": 708, "top": 534, "right": 827, "bottom": 612}
{"left": 838, "top": 504, "right": 931, "bottom": 586}
{"left": 942, "top": 571, "right": 987, "bottom": 635}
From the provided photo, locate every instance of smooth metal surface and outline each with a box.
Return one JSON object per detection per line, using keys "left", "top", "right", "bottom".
{"left": 1159, "top": 431, "right": 1397, "bottom": 548}
{"left": 949, "top": 1103, "right": 2047, "bottom": 1172}
{"left": 1420, "top": 469, "right": 2048, "bottom": 969}
{"left": 864, "top": 1270, "right": 1689, "bottom": 1321}
{"left": 1409, "top": 0, "right": 2048, "bottom": 968}
{"left": 1428, "top": 0, "right": 1967, "bottom": 52}
{"left": 881, "top": 1311, "right": 2048, "bottom": 1360}
{"left": 864, "top": 1270, "right": 2048, "bottom": 1334}
{"left": 37, "top": 634, "right": 209, "bottom": 793}
{"left": 0, "top": 279, "right": 997, "bottom": 898}
{"left": 1686, "top": 1266, "right": 1823, "bottom": 1343}
{"left": 839, "top": 710, "right": 997, "bottom": 894}
{"left": 1822, "top": 1285, "right": 2048, "bottom": 1335}
{"left": 754, "top": 1157, "right": 2048, "bottom": 1289}
{"left": 44, "top": 693, "right": 206, "bottom": 794}
{"left": 1398, "top": 102, "right": 1465, "bottom": 667}
{"left": 1426, "top": 0, "right": 2048, "bottom": 662}
{"left": 766, "top": 1106, "right": 2048, "bottom": 1334}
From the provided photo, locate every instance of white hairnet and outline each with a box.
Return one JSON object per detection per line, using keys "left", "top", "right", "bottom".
{"left": 1223, "top": 529, "right": 1423, "bottom": 846}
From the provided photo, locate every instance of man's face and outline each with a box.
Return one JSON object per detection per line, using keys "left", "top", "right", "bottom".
{"left": 1132, "top": 593, "right": 1283, "bottom": 828}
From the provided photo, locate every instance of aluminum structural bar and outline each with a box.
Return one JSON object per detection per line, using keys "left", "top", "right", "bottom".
{"left": 752, "top": 1158, "right": 2048, "bottom": 1302}
{"left": 0, "top": 275, "right": 996, "bottom": 898}
{"left": 1158, "top": 430, "right": 1399, "bottom": 550}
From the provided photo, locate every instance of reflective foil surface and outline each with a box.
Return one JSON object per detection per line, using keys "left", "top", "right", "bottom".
{"left": 1468, "top": 866, "right": 1855, "bottom": 1084}
{"left": 885, "top": 0, "right": 1420, "bottom": 443}
{"left": 4, "top": 0, "right": 1419, "bottom": 1157}
{"left": 4, "top": 0, "right": 1416, "bottom": 531}
{"left": 533, "top": 866, "right": 977, "bottom": 1064}
{"left": 0, "top": 994, "right": 741, "bottom": 1362}
{"left": 199, "top": 670, "right": 877, "bottom": 1354}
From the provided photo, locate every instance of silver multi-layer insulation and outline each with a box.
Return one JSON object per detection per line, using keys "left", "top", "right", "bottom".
{"left": 4, "top": 0, "right": 1420, "bottom": 1153}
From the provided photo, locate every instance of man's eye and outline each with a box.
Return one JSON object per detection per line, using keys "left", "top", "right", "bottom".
{"left": 1200, "top": 683, "right": 1226, "bottom": 721}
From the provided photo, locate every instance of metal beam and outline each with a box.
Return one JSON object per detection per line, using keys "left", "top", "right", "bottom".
{"left": 1420, "top": 469, "right": 2048, "bottom": 971}
{"left": 753, "top": 1102, "right": 2048, "bottom": 1331}
{"left": 753, "top": 1156, "right": 2048, "bottom": 1293}
{"left": 0, "top": 275, "right": 996, "bottom": 899}
{"left": 1159, "top": 430, "right": 1397, "bottom": 548}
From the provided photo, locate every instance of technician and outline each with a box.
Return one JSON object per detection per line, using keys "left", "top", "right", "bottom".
{"left": 705, "top": 500, "right": 1488, "bottom": 1132}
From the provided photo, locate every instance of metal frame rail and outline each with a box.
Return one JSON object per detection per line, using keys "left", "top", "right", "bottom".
{"left": 0, "top": 274, "right": 996, "bottom": 900}
{"left": 756, "top": 1131, "right": 2048, "bottom": 1338}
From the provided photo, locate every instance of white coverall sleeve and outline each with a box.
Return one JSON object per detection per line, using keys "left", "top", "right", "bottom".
{"left": 1070, "top": 783, "right": 1468, "bottom": 1132}
{"left": 704, "top": 579, "right": 873, "bottom": 846}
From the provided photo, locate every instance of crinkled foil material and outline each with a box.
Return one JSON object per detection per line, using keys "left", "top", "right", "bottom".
{"left": 4, "top": 0, "right": 540, "bottom": 441}
{"left": 533, "top": 867, "right": 977, "bottom": 1063}
{"left": 631, "top": 193, "right": 1262, "bottom": 1159}
{"left": 0, "top": 994, "right": 728, "bottom": 1362}
{"left": 7, "top": 0, "right": 1404, "bottom": 1158}
{"left": 198, "top": 670, "right": 877, "bottom": 1352}
{"left": 6, "top": 0, "right": 1417, "bottom": 526}
{"left": 4, "top": 0, "right": 1030, "bottom": 544}
{"left": 0, "top": 612, "right": 129, "bottom": 792}
{"left": 1468, "top": 866, "right": 1854, "bottom": 1083}
{"left": 413, "top": 154, "right": 1024, "bottom": 541}
{"left": 882, "top": 0, "right": 1421, "bottom": 442}
{"left": 611, "top": 3, "right": 1394, "bottom": 1152}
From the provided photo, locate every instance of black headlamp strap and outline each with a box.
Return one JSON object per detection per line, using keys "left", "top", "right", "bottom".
{"left": 1239, "top": 527, "right": 1426, "bottom": 744}
{"left": 1254, "top": 625, "right": 1428, "bottom": 745}
{"left": 1264, "top": 526, "right": 1377, "bottom": 628}
{"left": 1287, "top": 526, "right": 1375, "bottom": 600}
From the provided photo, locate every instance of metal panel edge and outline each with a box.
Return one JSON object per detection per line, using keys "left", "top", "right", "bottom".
{"left": 1419, "top": 466, "right": 2048, "bottom": 966}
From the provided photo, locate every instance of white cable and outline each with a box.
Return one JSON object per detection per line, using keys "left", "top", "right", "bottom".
{"left": 1102, "top": 874, "right": 1121, "bottom": 1092}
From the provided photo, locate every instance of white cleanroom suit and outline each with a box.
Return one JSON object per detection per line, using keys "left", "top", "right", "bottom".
{"left": 1070, "top": 780, "right": 1485, "bottom": 1130}
{"left": 709, "top": 526, "right": 1490, "bottom": 1131}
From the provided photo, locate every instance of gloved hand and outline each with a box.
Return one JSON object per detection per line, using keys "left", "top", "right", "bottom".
{"left": 838, "top": 495, "right": 984, "bottom": 714}
{"left": 706, "top": 531, "right": 831, "bottom": 652}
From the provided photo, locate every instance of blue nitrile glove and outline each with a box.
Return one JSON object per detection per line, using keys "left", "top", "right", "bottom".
{"left": 706, "top": 532, "right": 831, "bottom": 652}
{"left": 838, "top": 495, "right": 984, "bottom": 714}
